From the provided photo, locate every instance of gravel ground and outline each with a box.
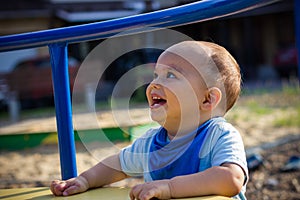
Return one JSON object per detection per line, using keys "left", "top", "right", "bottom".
{"left": 246, "top": 138, "right": 300, "bottom": 200}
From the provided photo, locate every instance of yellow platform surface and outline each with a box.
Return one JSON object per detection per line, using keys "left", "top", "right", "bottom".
{"left": 0, "top": 187, "right": 230, "bottom": 200}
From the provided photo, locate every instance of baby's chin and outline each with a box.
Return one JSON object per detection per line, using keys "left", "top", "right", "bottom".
{"left": 149, "top": 113, "right": 166, "bottom": 126}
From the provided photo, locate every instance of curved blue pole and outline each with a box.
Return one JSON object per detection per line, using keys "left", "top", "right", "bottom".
{"left": 295, "top": 0, "right": 300, "bottom": 82}
{"left": 49, "top": 43, "right": 77, "bottom": 180}
{"left": 0, "top": 0, "right": 278, "bottom": 52}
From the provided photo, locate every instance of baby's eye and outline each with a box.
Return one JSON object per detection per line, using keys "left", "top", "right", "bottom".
{"left": 153, "top": 72, "right": 158, "bottom": 80}
{"left": 166, "top": 72, "right": 176, "bottom": 79}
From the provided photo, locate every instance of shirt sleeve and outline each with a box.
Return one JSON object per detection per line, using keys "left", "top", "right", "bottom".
{"left": 210, "top": 123, "right": 249, "bottom": 182}
{"left": 119, "top": 128, "right": 157, "bottom": 177}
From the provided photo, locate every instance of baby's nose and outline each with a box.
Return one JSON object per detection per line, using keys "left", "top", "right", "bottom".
{"left": 148, "top": 81, "right": 161, "bottom": 89}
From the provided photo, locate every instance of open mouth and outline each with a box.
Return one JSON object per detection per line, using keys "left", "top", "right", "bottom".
{"left": 151, "top": 95, "right": 167, "bottom": 108}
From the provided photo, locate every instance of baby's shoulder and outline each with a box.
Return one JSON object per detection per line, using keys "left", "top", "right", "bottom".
{"left": 210, "top": 117, "right": 238, "bottom": 133}
{"left": 206, "top": 118, "right": 241, "bottom": 142}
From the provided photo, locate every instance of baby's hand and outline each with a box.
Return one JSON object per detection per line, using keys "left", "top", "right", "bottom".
{"left": 130, "top": 180, "right": 171, "bottom": 200}
{"left": 50, "top": 176, "right": 89, "bottom": 196}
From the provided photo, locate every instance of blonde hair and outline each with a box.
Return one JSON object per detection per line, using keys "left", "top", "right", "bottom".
{"left": 198, "top": 41, "right": 241, "bottom": 112}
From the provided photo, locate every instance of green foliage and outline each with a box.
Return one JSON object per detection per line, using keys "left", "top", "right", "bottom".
{"left": 228, "top": 83, "right": 300, "bottom": 128}
{"left": 273, "top": 106, "right": 300, "bottom": 127}
{"left": 244, "top": 100, "right": 273, "bottom": 115}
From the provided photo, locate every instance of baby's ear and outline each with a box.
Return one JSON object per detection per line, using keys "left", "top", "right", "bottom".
{"left": 201, "top": 87, "right": 222, "bottom": 111}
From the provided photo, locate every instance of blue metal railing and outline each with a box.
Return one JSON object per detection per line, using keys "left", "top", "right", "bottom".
{"left": 0, "top": 0, "right": 279, "bottom": 52}
{"left": 295, "top": 0, "right": 300, "bottom": 82}
{"left": 0, "top": 0, "right": 284, "bottom": 180}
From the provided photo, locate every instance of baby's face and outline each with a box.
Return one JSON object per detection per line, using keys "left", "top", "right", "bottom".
{"left": 146, "top": 48, "right": 208, "bottom": 127}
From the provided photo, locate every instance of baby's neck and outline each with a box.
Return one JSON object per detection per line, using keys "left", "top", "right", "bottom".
{"left": 164, "top": 118, "right": 208, "bottom": 140}
{"left": 164, "top": 112, "right": 224, "bottom": 140}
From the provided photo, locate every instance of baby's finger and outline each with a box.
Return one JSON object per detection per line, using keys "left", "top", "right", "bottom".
{"left": 50, "top": 180, "right": 57, "bottom": 194}
{"left": 129, "top": 188, "right": 135, "bottom": 200}
{"left": 129, "top": 191, "right": 135, "bottom": 200}
{"left": 139, "top": 189, "right": 157, "bottom": 200}
{"left": 50, "top": 180, "right": 66, "bottom": 196}
{"left": 129, "top": 185, "right": 142, "bottom": 200}
{"left": 63, "top": 185, "right": 82, "bottom": 196}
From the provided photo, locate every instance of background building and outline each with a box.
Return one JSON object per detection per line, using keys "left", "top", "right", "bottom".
{"left": 0, "top": 0, "right": 296, "bottom": 78}
{"left": 0, "top": 0, "right": 297, "bottom": 108}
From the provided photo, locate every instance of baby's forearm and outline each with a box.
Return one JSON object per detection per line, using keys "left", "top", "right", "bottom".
{"left": 169, "top": 164, "right": 244, "bottom": 198}
{"left": 80, "top": 154, "right": 128, "bottom": 189}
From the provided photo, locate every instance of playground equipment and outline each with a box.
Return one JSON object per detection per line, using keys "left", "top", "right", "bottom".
{"left": 0, "top": 0, "right": 298, "bottom": 198}
{"left": 0, "top": 187, "right": 231, "bottom": 199}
